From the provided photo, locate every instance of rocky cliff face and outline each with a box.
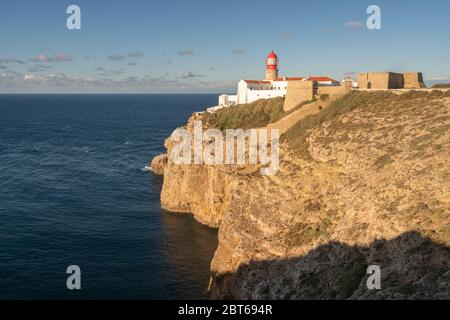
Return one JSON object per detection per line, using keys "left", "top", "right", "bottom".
{"left": 155, "top": 91, "right": 450, "bottom": 299}
{"left": 158, "top": 114, "right": 235, "bottom": 228}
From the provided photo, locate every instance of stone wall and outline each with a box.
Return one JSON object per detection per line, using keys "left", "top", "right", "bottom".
{"left": 283, "top": 80, "right": 314, "bottom": 112}
{"left": 358, "top": 72, "right": 426, "bottom": 89}
{"left": 388, "top": 73, "right": 404, "bottom": 88}
{"left": 283, "top": 80, "right": 351, "bottom": 112}
{"left": 358, "top": 72, "right": 391, "bottom": 89}
{"left": 403, "top": 72, "right": 426, "bottom": 89}
{"left": 316, "top": 81, "right": 352, "bottom": 99}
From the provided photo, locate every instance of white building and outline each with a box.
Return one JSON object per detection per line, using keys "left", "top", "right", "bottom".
{"left": 218, "top": 51, "right": 339, "bottom": 108}
{"left": 218, "top": 94, "right": 238, "bottom": 107}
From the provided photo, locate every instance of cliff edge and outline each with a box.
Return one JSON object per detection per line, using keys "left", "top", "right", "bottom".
{"left": 154, "top": 90, "right": 450, "bottom": 299}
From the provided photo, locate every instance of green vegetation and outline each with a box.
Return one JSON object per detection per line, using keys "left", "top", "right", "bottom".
{"left": 282, "top": 90, "right": 450, "bottom": 159}
{"left": 284, "top": 218, "right": 332, "bottom": 247}
{"left": 203, "top": 97, "right": 286, "bottom": 130}
{"left": 432, "top": 83, "right": 450, "bottom": 89}
{"left": 203, "top": 97, "right": 314, "bottom": 130}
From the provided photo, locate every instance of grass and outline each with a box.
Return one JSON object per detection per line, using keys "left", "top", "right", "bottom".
{"left": 284, "top": 218, "right": 332, "bottom": 247}
{"left": 203, "top": 97, "right": 285, "bottom": 130}
{"left": 374, "top": 154, "right": 394, "bottom": 169}
{"left": 282, "top": 90, "right": 450, "bottom": 159}
{"left": 203, "top": 97, "right": 315, "bottom": 130}
{"left": 432, "top": 83, "right": 450, "bottom": 89}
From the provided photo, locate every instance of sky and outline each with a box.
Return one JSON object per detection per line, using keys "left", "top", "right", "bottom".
{"left": 0, "top": 0, "right": 449, "bottom": 93}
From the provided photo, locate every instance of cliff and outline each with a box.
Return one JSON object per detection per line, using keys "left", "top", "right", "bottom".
{"left": 154, "top": 90, "right": 450, "bottom": 299}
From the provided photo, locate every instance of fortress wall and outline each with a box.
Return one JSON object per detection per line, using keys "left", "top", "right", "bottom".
{"left": 317, "top": 83, "right": 352, "bottom": 98}
{"left": 357, "top": 73, "right": 369, "bottom": 89}
{"left": 284, "top": 81, "right": 351, "bottom": 112}
{"left": 358, "top": 72, "right": 426, "bottom": 89}
{"left": 358, "top": 72, "right": 391, "bottom": 89}
{"left": 283, "top": 80, "right": 314, "bottom": 112}
{"left": 403, "top": 72, "right": 426, "bottom": 89}
{"left": 388, "top": 73, "right": 405, "bottom": 89}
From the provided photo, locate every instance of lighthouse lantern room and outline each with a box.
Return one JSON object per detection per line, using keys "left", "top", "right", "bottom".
{"left": 265, "top": 50, "right": 279, "bottom": 80}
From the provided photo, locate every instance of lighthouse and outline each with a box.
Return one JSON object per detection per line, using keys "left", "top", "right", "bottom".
{"left": 265, "top": 50, "right": 279, "bottom": 81}
{"left": 215, "top": 50, "right": 340, "bottom": 110}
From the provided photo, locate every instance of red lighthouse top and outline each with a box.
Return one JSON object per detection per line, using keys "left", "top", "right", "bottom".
{"left": 267, "top": 51, "right": 278, "bottom": 59}
{"left": 266, "top": 50, "right": 278, "bottom": 70}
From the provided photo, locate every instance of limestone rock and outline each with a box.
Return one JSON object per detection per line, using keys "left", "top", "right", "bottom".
{"left": 150, "top": 154, "right": 167, "bottom": 175}
{"left": 157, "top": 91, "right": 450, "bottom": 299}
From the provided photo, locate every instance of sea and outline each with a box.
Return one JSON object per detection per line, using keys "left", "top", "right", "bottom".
{"left": 0, "top": 94, "right": 219, "bottom": 299}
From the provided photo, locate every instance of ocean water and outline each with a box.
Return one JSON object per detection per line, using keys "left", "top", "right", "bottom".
{"left": 0, "top": 94, "right": 219, "bottom": 299}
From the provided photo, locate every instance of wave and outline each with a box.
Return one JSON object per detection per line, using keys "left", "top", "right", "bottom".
{"left": 141, "top": 166, "right": 153, "bottom": 172}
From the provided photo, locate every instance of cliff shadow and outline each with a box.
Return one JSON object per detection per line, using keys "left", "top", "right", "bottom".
{"left": 209, "top": 231, "right": 450, "bottom": 300}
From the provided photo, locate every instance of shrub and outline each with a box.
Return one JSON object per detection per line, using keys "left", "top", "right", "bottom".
{"left": 432, "top": 83, "right": 450, "bottom": 89}
{"left": 203, "top": 97, "right": 285, "bottom": 130}
{"left": 203, "top": 97, "right": 314, "bottom": 130}
{"left": 281, "top": 90, "right": 450, "bottom": 159}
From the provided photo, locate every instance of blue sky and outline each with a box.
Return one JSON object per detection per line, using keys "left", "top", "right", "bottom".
{"left": 0, "top": 0, "right": 449, "bottom": 93}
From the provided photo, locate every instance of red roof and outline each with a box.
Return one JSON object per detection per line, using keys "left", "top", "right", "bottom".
{"left": 309, "top": 76, "right": 338, "bottom": 82}
{"left": 273, "top": 77, "right": 304, "bottom": 82}
{"left": 243, "top": 77, "right": 338, "bottom": 84}
{"left": 273, "top": 76, "right": 338, "bottom": 82}
{"left": 267, "top": 51, "right": 278, "bottom": 59}
{"left": 243, "top": 80, "right": 272, "bottom": 84}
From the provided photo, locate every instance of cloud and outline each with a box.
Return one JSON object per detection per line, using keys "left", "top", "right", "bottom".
{"left": 108, "top": 54, "right": 125, "bottom": 61}
{"left": 0, "top": 65, "right": 6, "bottom": 70}
{"left": 28, "top": 64, "right": 52, "bottom": 72}
{"left": 0, "top": 58, "right": 25, "bottom": 65}
{"left": 180, "top": 72, "right": 204, "bottom": 79}
{"left": 128, "top": 51, "right": 143, "bottom": 58}
{"left": 429, "top": 76, "right": 448, "bottom": 81}
{"left": 196, "top": 80, "right": 235, "bottom": 90}
{"left": 178, "top": 48, "right": 194, "bottom": 56}
{"left": 30, "top": 54, "right": 52, "bottom": 63}
{"left": 55, "top": 52, "right": 74, "bottom": 62}
{"left": 128, "top": 62, "right": 137, "bottom": 66}
{"left": 0, "top": 67, "right": 232, "bottom": 92}
{"left": 232, "top": 49, "right": 246, "bottom": 55}
{"left": 345, "top": 21, "right": 364, "bottom": 30}
{"left": 95, "top": 66, "right": 125, "bottom": 76}
{"left": 30, "top": 53, "right": 74, "bottom": 63}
